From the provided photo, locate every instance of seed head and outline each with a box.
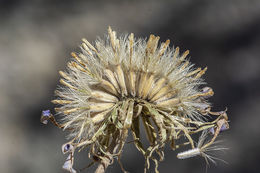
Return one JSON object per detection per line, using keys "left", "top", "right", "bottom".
{"left": 42, "top": 27, "right": 229, "bottom": 173}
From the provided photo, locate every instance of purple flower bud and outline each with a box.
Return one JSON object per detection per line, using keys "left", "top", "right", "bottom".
{"left": 209, "top": 127, "right": 215, "bottom": 135}
{"left": 201, "top": 87, "right": 214, "bottom": 98}
{"left": 65, "top": 144, "right": 71, "bottom": 151}
{"left": 41, "top": 110, "right": 51, "bottom": 124}
{"left": 42, "top": 110, "right": 51, "bottom": 117}
{"left": 190, "top": 102, "right": 210, "bottom": 110}
{"left": 220, "top": 123, "right": 228, "bottom": 132}
{"left": 202, "top": 87, "right": 211, "bottom": 93}
{"left": 209, "top": 122, "right": 229, "bottom": 135}
{"left": 62, "top": 143, "right": 74, "bottom": 154}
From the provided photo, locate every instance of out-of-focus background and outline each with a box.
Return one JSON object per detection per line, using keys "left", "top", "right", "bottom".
{"left": 1, "top": 0, "right": 260, "bottom": 173}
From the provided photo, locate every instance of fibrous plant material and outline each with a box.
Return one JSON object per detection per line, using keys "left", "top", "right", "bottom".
{"left": 41, "top": 27, "right": 229, "bottom": 173}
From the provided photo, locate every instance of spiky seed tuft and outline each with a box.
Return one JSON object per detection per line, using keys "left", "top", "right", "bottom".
{"left": 44, "top": 27, "right": 229, "bottom": 173}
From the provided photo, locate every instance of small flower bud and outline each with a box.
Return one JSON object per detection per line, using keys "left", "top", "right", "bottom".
{"left": 62, "top": 143, "right": 74, "bottom": 154}
{"left": 40, "top": 110, "right": 51, "bottom": 124}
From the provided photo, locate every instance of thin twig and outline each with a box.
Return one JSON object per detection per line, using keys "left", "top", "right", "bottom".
{"left": 95, "top": 134, "right": 120, "bottom": 173}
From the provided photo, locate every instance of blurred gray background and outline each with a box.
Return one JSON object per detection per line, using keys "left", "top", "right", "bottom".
{"left": 1, "top": 0, "right": 260, "bottom": 173}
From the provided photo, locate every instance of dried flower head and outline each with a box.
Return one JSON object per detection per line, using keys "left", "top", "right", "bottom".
{"left": 42, "top": 27, "right": 229, "bottom": 173}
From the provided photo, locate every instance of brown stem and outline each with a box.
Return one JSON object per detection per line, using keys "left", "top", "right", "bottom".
{"left": 94, "top": 156, "right": 112, "bottom": 173}
{"left": 94, "top": 131, "right": 121, "bottom": 173}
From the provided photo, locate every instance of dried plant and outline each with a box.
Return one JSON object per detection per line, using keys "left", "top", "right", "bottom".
{"left": 41, "top": 27, "right": 229, "bottom": 173}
